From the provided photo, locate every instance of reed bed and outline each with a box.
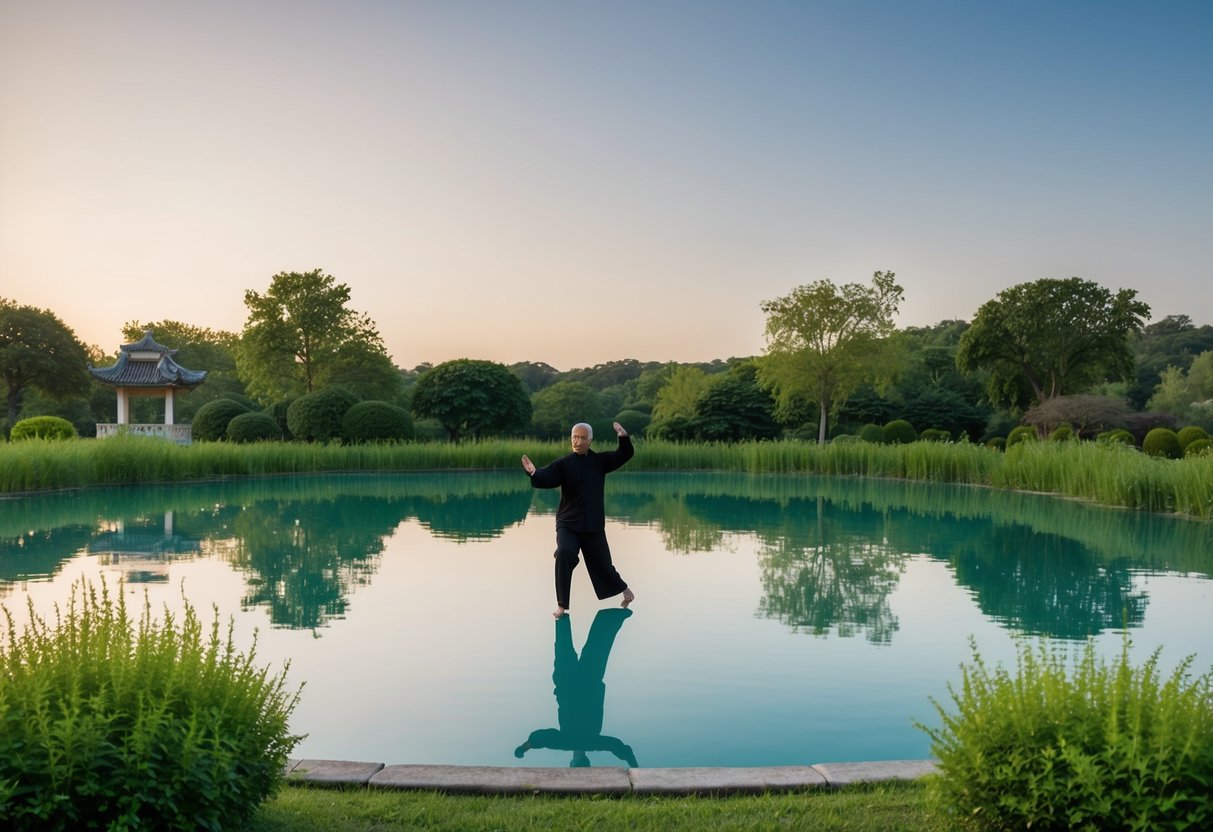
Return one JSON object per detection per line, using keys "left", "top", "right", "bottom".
{"left": 2, "top": 435, "right": 1210, "bottom": 520}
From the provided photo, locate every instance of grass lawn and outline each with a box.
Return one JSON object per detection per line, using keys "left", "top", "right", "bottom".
{"left": 248, "top": 781, "right": 948, "bottom": 831}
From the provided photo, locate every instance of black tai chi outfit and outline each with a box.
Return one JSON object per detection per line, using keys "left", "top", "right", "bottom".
{"left": 527, "top": 434, "right": 633, "bottom": 610}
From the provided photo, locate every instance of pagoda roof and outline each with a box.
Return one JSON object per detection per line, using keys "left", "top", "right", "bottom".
{"left": 89, "top": 332, "right": 208, "bottom": 389}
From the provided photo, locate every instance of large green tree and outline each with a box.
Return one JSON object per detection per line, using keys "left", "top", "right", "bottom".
{"left": 692, "top": 362, "right": 781, "bottom": 442}
{"left": 0, "top": 299, "right": 91, "bottom": 435}
{"left": 757, "top": 271, "right": 904, "bottom": 443}
{"left": 530, "top": 381, "right": 608, "bottom": 439}
{"left": 236, "top": 270, "right": 396, "bottom": 402}
{"left": 410, "top": 359, "right": 532, "bottom": 442}
{"left": 956, "top": 277, "right": 1150, "bottom": 409}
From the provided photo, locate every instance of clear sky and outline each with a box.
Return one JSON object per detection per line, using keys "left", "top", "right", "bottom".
{"left": 2, "top": 1, "right": 1210, "bottom": 371}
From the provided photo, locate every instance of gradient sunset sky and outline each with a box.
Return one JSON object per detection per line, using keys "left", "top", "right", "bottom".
{"left": 3, "top": 1, "right": 1210, "bottom": 370}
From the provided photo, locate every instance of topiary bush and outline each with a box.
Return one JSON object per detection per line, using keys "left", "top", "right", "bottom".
{"left": 920, "top": 638, "right": 1213, "bottom": 832}
{"left": 287, "top": 387, "right": 358, "bottom": 442}
{"left": 1142, "top": 427, "right": 1183, "bottom": 459}
{"left": 1006, "top": 425, "right": 1037, "bottom": 446}
{"left": 919, "top": 428, "right": 951, "bottom": 442}
{"left": 10, "top": 415, "right": 77, "bottom": 441}
{"left": 1185, "top": 437, "right": 1212, "bottom": 457}
{"left": 985, "top": 436, "right": 1007, "bottom": 451}
{"left": 1049, "top": 424, "right": 1075, "bottom": 442}
{"left": 1096, "top": 428, "right": 1135, "bottom": 446}
{"left": 1177, "top": 425, "right": 1211, "bottom": 451}
{"left": 191, "top": 398, "right": 250, "bottom": 442}
{"left": 227, "top": 410, "right": 282, "bottom": 443}
{"left": 265, "top": 398, "right": 296, "bottom": 440}
{"left": 858, "top": 423, "right": 885, "bottom": 444}
{"left": 883, "top": 419, "right": 916, "bottom": 445}
{"left": 0, "top": 578, "right": 302, "bottom": 831}
{"left": 341, "top": 400, "right": 414, "bottom": 444}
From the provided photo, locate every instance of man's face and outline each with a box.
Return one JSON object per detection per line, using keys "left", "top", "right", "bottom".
{"left": 570, "top": 427, "right": 592, "bottom": 455}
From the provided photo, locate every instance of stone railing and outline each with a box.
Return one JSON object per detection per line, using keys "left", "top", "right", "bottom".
{"left": 96, "top": 424, "right": 194, "bottom": 445}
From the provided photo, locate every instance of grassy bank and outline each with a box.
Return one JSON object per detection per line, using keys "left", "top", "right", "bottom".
{"left": 250, "top": 781, "right": 944, "bottom": 832}
{"left": 2, "top": 435, "right": 1210, "bottom": 519}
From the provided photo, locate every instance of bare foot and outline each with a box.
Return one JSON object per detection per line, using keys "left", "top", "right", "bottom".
{"left": 621, "top": 588, "right": 635, "bottom": 608}
{"left": 553, "top": 606, "right": 567, "bottom": 618}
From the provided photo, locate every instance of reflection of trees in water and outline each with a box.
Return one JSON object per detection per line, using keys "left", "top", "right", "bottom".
{"left": 753, "top": 498, "right": 905, "bottom": 643}
{"left": 0, "top": 526, "right": 96, "bottom": 591}
{"left": 411, "top": 490, "right": 531, "bottom": 541}
{"left": 915, "top": 517, "right": 1148, "bottom": 639}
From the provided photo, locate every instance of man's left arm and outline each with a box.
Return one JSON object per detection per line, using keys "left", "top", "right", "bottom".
{"left": 601, "top": 422, "right": 634, "bottom": 472}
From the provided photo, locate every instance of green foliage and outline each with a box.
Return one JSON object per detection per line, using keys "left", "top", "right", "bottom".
{"left": 410, "top": 359, "right": 532, "bottom": 442}
{"left": 342, "top": 400, "right": 415, "bottom": 444}
{"left": 985, "top": 437, "right": 1006, "bottom": 450}
{"left": 10, "top": 415, "right": 76, "bottom": 441}
{"left": 957, "top": 277, "right": 1150, "bottom": 409}
{"left": 1184, "top": 437, "right": 1212, "bottom": 457}
{"left": 614, "top": 409, "right": 651, "bottom": 437}
{"left": 1176, "top": 425, "right": 1210, "bottom": 450}
{"left": 758, "top": 271, "right": 904, "bottom": 442}
{"left": 921, "top": 637, "right": 1213, "bottom": 832}
{"left": 919, "top": 428, "right": 951, "bottom": 442}
{"left": 287, "top": 387, "right": 359, "bottom": 443}
{"left": 530, "top": 381, "right": 607, "bottom": 439}
{"left": 1142, "top": 427, "right": 1182, "bottom": 459}
{"left": 883, "top": 419, "right": 916, "bottom": 445}
{"left": 227, "top": 410, "right": 283, "bottom": 443}
{"left": 1096, "top": 428, "right": 1135, "bottom": 446}
{"left": 0, "top": 578, "right": 302, "bottom": 831}
{"left": 0, "top": 299, "right": 92, "bottom": 436}
{"left": 692, "top": 363, "right": 781, "bottom": 442}
{"left": 1049, "top": 424, "right": 1075, "bottom": 441}
{"left": 1006, "top": 425, "right": 1037, "bottom": 446}
{"left": 859, "top": 423, "right": 886, "bottom": 444}
{"left": 191, "top": 398, "right": 250, "bottom": 442}
{"left": 265, "top": 398, "right": 296, "bottom": 440}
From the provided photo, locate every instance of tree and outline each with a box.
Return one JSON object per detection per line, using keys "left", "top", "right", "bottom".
{"left": 0, "top": 299, "right": 91, "bottom": 436}
{"left": 956, "top": 277, "right": 1150, "bottom": 410}
{"left": 757, "top": 271, "right": 904, "bottom": 443}
{"left": 410, "top": 359, "right": 532, "bottom": 442}
{"left": 530, "top": 381, "right": 607, "bottom": 439}
{"left": 649, "top": 365, "right": 712, "bottom": 439}
{"left": 692, "top": 362, "right": 781, "bottom": 441}
{"left": 1148, "top": 350, "right": 1213, "bottom": 428}
{"left": 1021, "top": 394, "right": 1134, "bottom": 438}
{"left": 236, "top": 269, "right": 391, "bottom": 402}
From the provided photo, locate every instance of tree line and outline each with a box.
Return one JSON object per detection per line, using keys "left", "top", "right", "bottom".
{"left": 3, "top": 269, "right": 1213, "bottom": 443}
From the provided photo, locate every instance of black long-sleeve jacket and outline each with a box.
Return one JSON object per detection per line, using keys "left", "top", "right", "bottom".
{"left": 528, "top": 435, "right": 634, "bottom": 533}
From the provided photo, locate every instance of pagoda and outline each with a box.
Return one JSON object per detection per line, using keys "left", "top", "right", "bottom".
{"left": 90, "top": 331, "right": 208, "bottom": 444}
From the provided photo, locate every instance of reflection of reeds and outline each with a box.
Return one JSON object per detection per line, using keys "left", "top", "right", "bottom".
{"left": 3, "top": 435, "right": 1211, "bottom": 519}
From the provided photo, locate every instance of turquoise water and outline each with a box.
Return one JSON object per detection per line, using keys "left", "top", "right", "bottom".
{"left": 2, "top": 472, "right": 1211, "bottom": 769}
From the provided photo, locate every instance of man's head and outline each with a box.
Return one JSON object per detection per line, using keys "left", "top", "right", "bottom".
{"left": 570, "top": 422, "right": 593, "bottom": 455}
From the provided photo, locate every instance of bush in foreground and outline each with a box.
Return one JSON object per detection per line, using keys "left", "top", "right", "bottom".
{"left": 1142, "top": 427, "right": 1183, "bottom": 459}
{"left": 288, "top": 387, "right": 358, "bottom": 442}
{"left": 920, "top": 638, "right": 1213, "bottom": 831}
{"left": 0, "top": 579, "right": 303, "bottom": 831}
{"left": 10, "top": 415, "right": 76, "bottom": 441}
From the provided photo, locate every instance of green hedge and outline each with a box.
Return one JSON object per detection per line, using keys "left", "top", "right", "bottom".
{"left": 341, "top": 400, "right": 414, "bottom": 444}
{"left": 0, "top": 579, "right": 302, "bottom": 831}
{"left": 287, "top": 387, "right": 358, "bottom": 443}
{"left": 1142, "top": 427, "right": 1183, "bottom": 459}
{"left": 227, "top": 410, "right": 283, "bottom": 443}
{"left": 10, "top": 415, "right": 76, "bottom": 441}
{"left": 192, "top": 399, "right": 250, "bottom": 442}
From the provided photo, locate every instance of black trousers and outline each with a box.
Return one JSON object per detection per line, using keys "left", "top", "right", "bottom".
{"left": 554, "top": 526, "right": 628, "bottom": 609}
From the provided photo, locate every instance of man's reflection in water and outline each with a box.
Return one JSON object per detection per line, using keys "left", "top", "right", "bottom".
{"left": 514, "top": 607, "right": 638, "bottom": 768}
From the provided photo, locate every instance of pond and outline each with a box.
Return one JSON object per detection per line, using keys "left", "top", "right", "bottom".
{"left": 2, "top": 471, "right": 1212, "bottom": 769}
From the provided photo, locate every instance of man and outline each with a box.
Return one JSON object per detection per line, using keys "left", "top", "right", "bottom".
{"left": 522, "top": 421, "right": 636, "bottom": 618}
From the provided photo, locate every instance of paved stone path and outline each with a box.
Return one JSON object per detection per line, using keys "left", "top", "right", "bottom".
{"left": 285, "top": 758, "right": 938, "bottom": 795}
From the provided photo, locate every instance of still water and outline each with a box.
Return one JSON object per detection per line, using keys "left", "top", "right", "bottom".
{"left": 2, "top": 472, "right": 1211, "bottom": 769}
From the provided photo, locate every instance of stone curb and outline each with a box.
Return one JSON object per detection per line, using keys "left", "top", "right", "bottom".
{"left": 285, "top": 758, "right": 938, "bottom": 795}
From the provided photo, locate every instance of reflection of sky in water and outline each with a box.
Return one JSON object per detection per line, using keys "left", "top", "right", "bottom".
{"left": 2, "top": 473, "right": 1212, "bottom": 769}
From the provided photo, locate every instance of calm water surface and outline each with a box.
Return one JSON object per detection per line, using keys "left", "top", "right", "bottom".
{"left": 3, "top": 471, "right": 1211, "bottom": 769}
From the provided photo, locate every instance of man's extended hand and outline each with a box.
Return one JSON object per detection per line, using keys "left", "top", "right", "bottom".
{"left": 521, "top": 454, "right": 536, "bottom": 475}
{"left": 613, "top": 422, "right": 628, "bottom": 437}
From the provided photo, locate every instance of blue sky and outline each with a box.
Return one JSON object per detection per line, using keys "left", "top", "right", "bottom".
{"left": 2, "top": 1, "right": 1210, "bottom": 370}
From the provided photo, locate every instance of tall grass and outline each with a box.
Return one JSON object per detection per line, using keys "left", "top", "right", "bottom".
{"left": 2, "top": 435, "right": 1211, "bottom": 519}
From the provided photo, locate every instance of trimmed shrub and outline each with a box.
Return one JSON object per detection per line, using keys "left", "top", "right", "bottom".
{"left": 921, "top": 638, "right": 1213, "bottom": 832}
{"left": 1142, "top": 427, "right": 1183, "bottom": 459}
{"left": 1048, "top": 424, "right": 1075, "bottom": 442}
{"left": 858, "top": 423, "right": 885, "bottom": 444}
{"left": 287, "top": 387, "right": 358, "bottom": 442}
{"left": 919, "top": 428, "right": 951, "bottom": 442}
{"left": 985, "top": 436, "right": 1006, "bottom": 451}
{"left": 1177, "top": 425, "right": 1211, "bottom": 451}
{"left": 882, "top": 419, "right": 916, "bottom": 445}
{"left": 1185, "top": 437, "right": 1212, "bottom": 457}
{"left": 10, "top": 415, "right": 76, "bottom": 441}
{"left": 1006, "top": 425, "right": 1037, "bottom": 446}
{"left": 341, "top": 400, "right": 414, "bottom": 444}
{"left": 265, "top": 398, "right": 296, "bottom": 440}
{"left": 0, "top": 578, "right": 302, "bottom": 831}
{"left": 191, "top": 398, "right": 250, "bottom": 442}
{"left": 1096, "top": 428, "right": 1135, "bottom": 446}
{"left": 227, "top": 410, "right": 282, "bottom": 443}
